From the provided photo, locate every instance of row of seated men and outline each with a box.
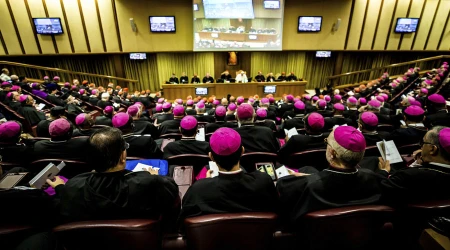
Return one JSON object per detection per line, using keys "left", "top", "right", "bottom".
{"left": 1, "top": 118, "right": 450, "bottom": 249}
{"left": 5, "top": 90, "right": 450, "bottom": 168}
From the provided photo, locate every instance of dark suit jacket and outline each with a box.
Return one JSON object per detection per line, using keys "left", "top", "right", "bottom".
{"left": 180, "top": 171, "right": 279, "bottom": 219}
{"left": 277, "top": 167, "right": 382, "bottom": 230}
{"left": 234, "top": 125, "right": 279, "bottom": 153}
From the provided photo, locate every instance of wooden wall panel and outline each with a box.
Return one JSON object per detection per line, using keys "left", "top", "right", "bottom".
{"left": 283, "top": 0, "right": 352, "bottom": 50}
{"left": 412, "top": 0, "right": 439, "bottom": 50}
{"left": 97, "top": 0, "right": 120, "bottom": 52}
{"left": 0, "top": 36, "right": 5, "bottom": 55}
{"left": 45, "top": 0, "right": 72, "bottom": 53}
{"left": 426, "top": 0, "right": 450, "bottom": 50}
{"left": 346, "top": 0, "right": 368, "bottom": 50}
{"left": 0, "top": 1, "right": 22, "bottom": 55}
{"left": 28, "top": 0, "right": 55, "bottom": 54}
{"left": 386, "top": 0, "right": 410, "bottom": 50}
{"left": 372, "top": 0, "right": 396, "bottom": 50}
{"left": 80, "top": 0, "right": 104, "bottom": 53}
{"left": 399, "top": 0, "right": 424, "bottom": 50}
{"left": 9, "top": 0, "right": 39, "bottom": 54}
{"left": 360, "top": 0, "right": 383, "bottom": 50}
{"left": 61, "top": 0, "right": 87, "bottom": 53}
{"left": 439, "top": 4, "right": 450, "bottom": 50}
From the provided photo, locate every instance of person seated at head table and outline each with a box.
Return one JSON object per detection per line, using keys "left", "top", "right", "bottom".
{"left": 159, "top": 105, "right": 185, "bottom": 135}
{"left": 202, "top": 73, "right": 214, "bottom": 83}
{"left": 234, "top": 104, "right": 279, "bottom": 153}
{"left": 46, "top": 126, "right": 179, "bottom": 224}
{"left": 163, "top": 116, "right": 210, "bottom": 160}
{"left": 169, "top": 73, "right": 179, "bottom": 84}
{"left": 266, "top": 72, "right": 276, "bottom": 82}
{"left": 388, "top": 105, "right": 427, "bottom": 147}
{"left": 378, "top": 126, "right": 450, "bottom": 205}
{"left": 254, "top": 71, "right": 265, "bottom": 82}
{"left": 277, "top": 72, "right": 286, "bottom": 81}
{"left": 286, "top": 72, "right": 298, "bottom": 81}
{"left": 180, "top": 127, "right": 279, "bottom": 220}
{"left": 221, "top": 70, "right": 232, "bottom": 81}
{"left": 95, "top": 106, "right": 114, "bottom": 127}
{"left": 33, "top": 118, "right": 88, "bottom": 161}
{"left": 112, "top": 113, "right": 163, "bottom": 159}
{"left": 235, "top": 71, "right": 248, "bottom": 83}
{"left": 180, "top": 72, "right": 189, "bottom": 84}
{"left": 73, "top": 113, "right": 97, "bottom": 137}
{"left": 191, "top": 74, "right": 201, "bottom": 84}
{"left": 277, "top": 113, "right": 327, "bottom": 165}
{"left": 277, "top": 126, "right": 382, "bottom": 230}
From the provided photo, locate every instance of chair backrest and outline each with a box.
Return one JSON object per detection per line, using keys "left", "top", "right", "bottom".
{"left": 29, "top": 159, "right": 92, "bottom": 179}
{"left": 407, "top": 200, "right": 450, "bottom": 217}
{"left": 377, "top": 124, "right": 394, "bottom": 132}
{"left": 184, "top": 212, "right": 277, "bottom": 250}
{"left": 240, "top": 152, "right": 278, "bottom": 172}
{"left": 398, "top": 143, "right": 420, "bottom": 155}
{"left": 287, "top": 149, "right": 327, "bottom": 170}
{"left": 53, "top": 219, "right": 160, "bottom": 250}
{"left": 303, "top": 205, "right": 395, "bottom": 250}
{"left": 364, "top": 145, "right": 380, "bottom": 157}
{"left": 197, "top": 122, "right": 208, "bottom": 129}
{"left": 160, "top": 133, "right": 182, "bottom": 140}
{"left": 167, "top": 154, "right": 210, "bottom": 176}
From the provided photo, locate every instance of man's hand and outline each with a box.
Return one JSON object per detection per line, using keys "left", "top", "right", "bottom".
{"left": 378, "top": 157, "right": 391, "bottom": 173}
{"left": 206, "top": 169, "right": 214, "bottom": 178}
{"left": 288, "top": 169, "right": 310, "bottom": 177}
{"left": 146, "top": 168, "right": 159, "bottom": 175}
{"left": 46, "top": 176, "right": 66, "bottom": 188}
{"left": 412, "top": 149, "right": 423, "bottom": 165}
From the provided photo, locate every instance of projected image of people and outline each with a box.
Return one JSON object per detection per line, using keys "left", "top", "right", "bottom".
{"left": 193, "top": 0, "right": 284, "bottom": 51}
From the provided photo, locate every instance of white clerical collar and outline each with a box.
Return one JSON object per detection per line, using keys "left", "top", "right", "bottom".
{"left": 219, "top": 169, "right": 243, "bottom": 175}
{"left": 429, "top": 162, "right": 450, "bottom": 169}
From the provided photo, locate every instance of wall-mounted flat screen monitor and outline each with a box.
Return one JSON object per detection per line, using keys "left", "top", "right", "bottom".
{"left": 149, "top": 16, "right": 176, "bottom": 32}
{"left": 264, "top": 0, "right": 280, "bottom": 9}
{"left": 33, "top": 18, "right": 63, "bottom": 34}
{"left": 130, "top": 53, "right": 147, "bottom": 60}
{"left": 211, "top": 33, "right": 219, "bottom": 38}
{"left": 196, "top": 87, "right": 208, "bottom": 95}
{"left": 395, "top": 18, "right": 419, "bottom": 33}
{"left": 264, "top": 85, "right": 276, "bottom": 94}
{"left": 203, "top": 0, "right": 255, "bottom": 19}
{"left": 194, "top": 4, "right": 199, "bottom": 11}
{"left": 298, "top": 16, "right": 322, "bottom": 32}
{"left": 316, "top": 51, "right": 331, "bottom": 57}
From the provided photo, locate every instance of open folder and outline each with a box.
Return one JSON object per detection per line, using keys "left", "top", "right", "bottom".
{"left": 376, "top": 140, "right": 403, "bottom": 164}
{"left": 29, "top": 162, "right": 65, "bottom": 189}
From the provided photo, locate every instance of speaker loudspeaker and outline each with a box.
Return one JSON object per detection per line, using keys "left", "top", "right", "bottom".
{"left": 130, "top": 18, "right": 137, "bottom": 32}
{"left": 333, "top": 18, "right": 341, "bottom": 32}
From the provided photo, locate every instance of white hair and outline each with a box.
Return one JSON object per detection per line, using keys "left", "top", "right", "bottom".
{"left": 328, "top": 131, "right": 365, "bottom": 167}
{"left": 101, "top": 93, "right": 110, "bottom": 101}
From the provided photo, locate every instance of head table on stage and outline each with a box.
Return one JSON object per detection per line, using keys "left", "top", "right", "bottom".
{"left": 161, "top": 81, "right": 307, "bottom": 100}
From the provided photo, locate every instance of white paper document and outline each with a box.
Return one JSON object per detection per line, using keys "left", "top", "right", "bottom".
{"left": 377, "top": 140, "right": 403, "bottom": 164}
{"left": 133, "top": 163, "right": 159, "bottom": 173}
{"left": 36, "top": 103, "right": 46, "bottom": 111}
{"left": 196, "top": 128, "right": 205, "bottom": 141}
{"left": 208, "top": 161, "right": 219, "bottom": 178}
{"left": 284, "top": 128, "right": 298, "bottom": 139}
{"left": 276, "top": 166, "right": 290, "bottom": 179}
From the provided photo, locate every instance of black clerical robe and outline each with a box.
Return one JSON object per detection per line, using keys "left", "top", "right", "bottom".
{"left": 159, "top": 119, "right": 182, "bottom": 135}
{"left": 234, "top": 125, "right": 279, "bottom": 153}
{"left": 124, "top": 134, "right": 163, "bottom": 159}
{"left": 95, "top": 115, "right": 113, "bottom": 127}
{"left": 276, "top": 167, "right": 382, "bottom": 230}
{"left": 36, "top": 119, "right": 53, "bottom": 137}
{"left": 33, "top": 137, "right": 89, "bottom": 162}
{"left": 191, "top": 77, "right": 201, "bottom": 83}
{"left": 163, "top": 139, "right": 210, "bottom": 159}
{"left": 54, "top": 170, "right": 178, "bottom": 222}
{"left": 388, "top": 126, "right": 427, "bottom": 147}
{"left": 277, "top": 134, "right": 326, "bottom": 165}
{"left": 202, "top": 76, "right": 214, "bottom": 83}
{"left": 180, "top": 170, "right": 278, "bottom": 219}
{"left": 18, "top": 105, "right": 46, "bottom": 126}
{"left": 155, "top": 113, "right": 174, "bottom": 125}
{"left": 180, "top": 76, "right": 189, "bottom": 84}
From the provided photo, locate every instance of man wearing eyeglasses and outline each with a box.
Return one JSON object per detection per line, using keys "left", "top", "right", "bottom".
{"left": 379, "top": 126, "right": 450, "bottom": 204}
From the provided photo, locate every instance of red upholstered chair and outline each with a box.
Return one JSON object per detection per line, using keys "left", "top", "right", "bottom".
{"left": 184, "top": 212, "right": 277, "bottom": 250}
{"left": 364, "top": 145, "right": 380, "bottom": 157}
{"left": 0, "top": 224, "right": 38, "bottom": 249}
{"left": 240, "top": 152, "right": 278, "bottom": 172}
{"left": 302, "top": 205, "right": 395, "bottom": 250}
{"left": 398, "top": 143, "right": 420, "bottom": 155}
{"left": 29, "top": 159, "right": 91, "bottom": 179}
{"left": 53, "top": 219, "right": 160, "bottom": 250}
{"left": 167, "top": 154, "right": 210, "bottom": 174}
{"left": 287, "top": 149, "right": 327, "bottom": 170}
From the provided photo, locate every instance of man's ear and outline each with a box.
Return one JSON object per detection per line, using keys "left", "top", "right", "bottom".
{"left": 209, "top": 152, "right": 214, "bottom": 162}
{"left": 120, "top": 149, "right": 127, "bottom": 163}
{"left": 240, "top": 146, "right": 245, "bottom": 156}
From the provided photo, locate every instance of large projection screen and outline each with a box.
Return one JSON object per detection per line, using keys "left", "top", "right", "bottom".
{"left": 193, "top": 0, "right": 285, "bottom": 51}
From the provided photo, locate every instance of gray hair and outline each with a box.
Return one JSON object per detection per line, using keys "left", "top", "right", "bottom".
{"left": 428, "top": 126, "right": 450, "bottom": 161}
{"left": 329, "top": 131, "right": 365, "bottom": 167}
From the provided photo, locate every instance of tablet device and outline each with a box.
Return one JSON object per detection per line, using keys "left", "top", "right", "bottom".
{"left": 0, "top": 173, "right": 28, "bottom": 189}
